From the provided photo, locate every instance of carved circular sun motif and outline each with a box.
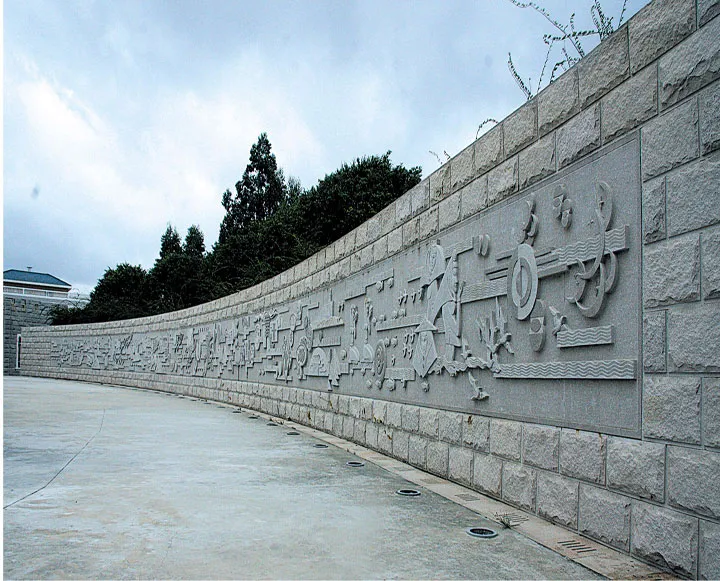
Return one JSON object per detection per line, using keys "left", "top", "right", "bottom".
{"left": 373, "top": 341, "right": 387, "bottom": 380}
{"left": 507, "top": 243, "right": 538, "bottom": 320}
{"left": 296, "top": 336, "right": 310, "bottom": 367}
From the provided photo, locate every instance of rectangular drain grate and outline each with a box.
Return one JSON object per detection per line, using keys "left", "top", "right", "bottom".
{"left": 557, "top": 539, "right": 597, "bottom": 554}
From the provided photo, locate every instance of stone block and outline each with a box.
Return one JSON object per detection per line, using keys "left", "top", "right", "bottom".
{"left": 462, "top": 415, "right": 489, "bottom": 452}
{"left": 392, "top": 429, "right": 409, "bottom": 462}
{"left": 386, "top": 402, "right": 403, "bottom": 428}
{"left": 410, "top": 179, "right": 430, "bottom": 216}
{"left": 703, "top": 83, "right": 720, "bottom": 156}
{"left": 353, "top": 419, "right": 366, "bottom": 445}
{"left": 502, "top": 463, "right": 536, "bottom": 512}
{"left": 438, "top": 411, "right": 463, "bottom": 445}
{"left": 700, "top": 519, "right": 720, "bottom": 580}
{"left": 365, "top": 422, "right": 379, "bottom": 449}
{"left": 641, "top": 98, "right": 699, "bottom": 180}
{"left": 448, "top": 446, "right": 474, "bottom": 486}
{"left": 355, "top": 222, "right": 368, "bottom": 249}
{"left": 342, "top": 416, "right": 355, "bottom": 440}
{"left": 704, "top": 378, "right": 720, "bottom": 448}
{"left": 450, "top": 144, "right": 474, "bottom": 193}
{"left": 699, "top": 0, "right": 720, "bottom": 26}
{"left": 487, "top": 156, "right": 518, "bottom": 206}
{"left": 667, "top": 153, "right": 720, "bottom": 236}
{"left": 372, "top": 400, "right": 387, "bottom": 424}
{"left": 560, "top": 430, "right": 606, "bottom": 484}
{"left": 538, "top": 69, "right": 579, "bottom": 136}
{"left": 408, "top": 434, "right": 427, "bottom": 468}
{"left": 490, "top": 419, "right": 521, "bottom": 461}
{"left": 667, "top": 303, "right": 720, "bottom": 372}
{"left": 332, "top": 413, "right": 344, "bottom": 437}
{"left": 372, "top": 237, "right": 388, "bottom": 263}
{"left": 429, "top": 164, "right": 450, "bottom": 203}
{"left": 643, "top": 310, "right": 667, "bottom": 372}
{"left": 659, "top": 15, "right": 720, "bottom": 109}
{"left": 644, "top": 375, "right": 701, "bottom": 443}
{"left": 401, "top": 405, "right": 420, "bottom": 432}
{"left": 460, "top": 176, "right": 488, "bottom": 219}
{"left": 642, "top": 176, "right": 666, "bottom": 244}
{"left": 367, "top": 216, "right": 381, "bottom": 243}
{"left": 473, "top": 453, "right": 502, "bottom": 497}
{"left": 417, "top": 207, "right": 438, "bottom": 240}
{"left": 537, "top": 472, "right": 578, "bottom": 528}
{"left": 387, "top": 227, "right": 402, "bottom": 255}
{"left": 607, "top": 437, "right": 665, "bottom": 501}
{"left": 579, "top": 485, "right": 631, "bottom": 551}
{"left": 395, "top": 189, "right": 412, "bottom": 224}
{"left": 703, "top": 229, "right": 720, "bottom": 299}
{"left": 377, "top": 426, "right": 394, "bottom": 455}
{"left": 668, "top": 446, "right": 720, "bottom": 518}
{"left": 632, "top": 501, "right": 698, "bottom": 577}
{"left": 578, "top": 26, "right": 629, "bottom": 108}
{"left": 629, "top": 0, "right": 696, "bottom": 74}
{"left": 518, "top": 132, "right": 555, "bottom": 190}
{"left": 522, "top": 424, "right": 559, "bottom": 471}
{"left": 438, "top": 191, "right": 461, "bottom": 231}
{"left": 504, "top": 101, "right": 537, "bottom": 157}
{"left": 427, "top": 440, "right": 449, "bottom": 477}
{"left": 557, "top": 104, "right": 601, "bottom": 168}
{"left": 402, "top": 217, "right": 420, "bottom": 247}
{"left": 474, "top": 124, "right": 504, "bottom": 174}
{"left": 418, "top": 407, "right": 438, "bottom": 438}
{"left": 643, "top": 233, "right": 701, "bottom": 307}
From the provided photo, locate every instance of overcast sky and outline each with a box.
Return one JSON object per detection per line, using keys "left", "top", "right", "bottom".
{"left": 4, "top": 0, "right": 647, "bottom": 294}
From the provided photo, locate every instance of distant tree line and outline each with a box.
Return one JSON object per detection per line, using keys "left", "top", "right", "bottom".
{"left": 52, "top": 133, "right": 421, "bottom": 324}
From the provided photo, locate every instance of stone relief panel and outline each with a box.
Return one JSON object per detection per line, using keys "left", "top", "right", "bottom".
{"left": 49, "top": 137, "right": 641, "bottom": 436}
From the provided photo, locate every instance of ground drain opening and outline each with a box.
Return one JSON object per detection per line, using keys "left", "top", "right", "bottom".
{"left": 466, "top": 527, "right": 498, "bottom": 539}
{"left": 232, "top": 410, "right": 242, "bottom": 414}
{"left": 248, "top": 416, "right": 259, "bottom": 420}
{"left": 286, "top": 431, "right": 300, "bottom": 436}
{"left": 267, "top": 422, "right": 278, "bottom": 426}
{"left": 346, "top": 461, "right": 365, "bottom": 467}
{"left": 313, "top": 443, "right": 329, "bottom": 448}
{"left": 396, "top": 489, "right": 421, "bottom": 497}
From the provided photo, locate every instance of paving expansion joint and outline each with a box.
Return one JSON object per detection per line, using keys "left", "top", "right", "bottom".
{"left": 238, "top": 406, "right": 675, "bottom": 581}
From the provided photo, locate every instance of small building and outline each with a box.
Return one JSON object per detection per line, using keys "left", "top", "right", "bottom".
{"left": 3, "top": 269, "right": 79, "bottom": 375}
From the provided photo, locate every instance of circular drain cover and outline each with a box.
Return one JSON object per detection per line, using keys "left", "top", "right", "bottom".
{"left": 346, "top": 461, "right": 365, "bottom": 468}
{"left": 267, "top": 422, "right": 278, "bottom": 426}
{"left": 232, "top": 410, "right": 242, "bottom": 414}
{"left": 466, "top": 527, "right": 498, "bottom": 539}
{"left": 396, "top": 489, "right": 421, "bottom": 497}
{"left": 313, "top": 443, "right": 329, "bottom": 448}
{"left": 248, "top": 416, "right": 259, "bottom": 420}
{"left": 286, "top": 431, "right": 300, "bottom": 436}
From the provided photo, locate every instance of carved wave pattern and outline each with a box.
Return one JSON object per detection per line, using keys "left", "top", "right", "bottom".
{"left": 495, "top": 359, "right": 636, "bottom": 380}
{"left": 556, "top": 326, "right": 613, "bottom": 348}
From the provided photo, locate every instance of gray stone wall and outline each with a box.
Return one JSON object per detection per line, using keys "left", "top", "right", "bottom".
{"left": 3, "top": 296, "right": 55, "bottom": 375}
{"left": 18, "top": 1, "right": 720, "bottom": 577}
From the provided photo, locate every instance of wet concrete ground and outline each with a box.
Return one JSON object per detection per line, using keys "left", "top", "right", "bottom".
{"left": 4, "top": 376, "right": 602, "bottom": 579}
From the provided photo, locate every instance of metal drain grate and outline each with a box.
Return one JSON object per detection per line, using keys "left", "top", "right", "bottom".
{"left": 286, "top": 431, "right": 300, "bottom": 436}
{"left": 266, "top": 422, "right": 278, "bottom": 426}
{"left": 557, "top": 539, "right": 597, "bottom": 554}
{"left": 247, "top": 416, "right": 259, "bottom": 420}
{"left": 466, "top": 527, "right": 498, "bottom": 539}
{"left": 313, "top": 443, "right": 329, "bottom": 448}
{"left": 346, "top": 461, "right": 365, "bottom": 467}
{"left": 396, "top": 489, "right": 421, "bottom": 497}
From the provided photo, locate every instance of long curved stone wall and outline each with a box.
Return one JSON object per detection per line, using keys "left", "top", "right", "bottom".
{"left": 19, "top": 1, "right": 720, "bottom": 577}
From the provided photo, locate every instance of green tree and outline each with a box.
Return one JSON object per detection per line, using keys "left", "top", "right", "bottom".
{"left": 159, "top": 224, "right": 182, "bottom": 258}
{"left": 183, "top": 224, "right": 206, "bottom": 258}
{"left": 81, "top": 263, "right": 149, "bottom": 323}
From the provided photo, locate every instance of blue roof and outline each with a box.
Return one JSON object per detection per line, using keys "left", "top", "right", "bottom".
{"left": 4, "top": 269, "right": 72, "bottom": 288}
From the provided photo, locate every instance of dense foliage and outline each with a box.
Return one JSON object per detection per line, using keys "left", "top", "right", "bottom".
{"left": 53, "top": 134, "right": 421, "bottom": 324}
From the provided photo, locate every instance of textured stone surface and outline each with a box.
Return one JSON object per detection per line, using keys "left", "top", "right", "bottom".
{"left": 700, "top": 520, "right": 720, "bottom": 580}
{"left": 667, "top": 153, "right": 720, "bottom": 236}
{"left": 704, "top": 230, "right": 720, "bottom": 299}
{"left": 704, "top": 378, "right": 720, "bottom": 448}
{"left": 629, "top": 0, "right": 696, "bottom": 74}
{"left": 668, "top": 446, "right": 720, "bottom": 518}
{"left": 429, "top": 164, "right": 451, "bottom": 203}
{"left": 632, "top": 502, "right": 699, "bottom": 577}
{"left": 643, "top": 310, "right": 666, "bottom": 372}
{"left": 538, "top": 69, "right": 579, "bottom": 136}
{"left": 700, "top": 0, "right": 720, "bottom": 25}
{"left": 460, "top": 176, "right": 488, "bottom": 220}
{"left": 462, "top": 415, "right": 489, "bottom": 452}
{"left": 438, "top": 411, "right": 463, "bottom": 445}
{"left": 451, "top": 145, "right": 474, "bottom": 193}
{"left": 641, "top": 98, "right": 699, "bottom": 180}
{"left": 402, "top": 217, "right": 419, "bottom": 247}
{"left": 643, "top": 234, "right": 700, "bottom": 307}
{"left": 408, "top": 434, "right": 427, "bottom": 468}
{"left": 659, "top": 15, "right": 720, "bottom": 109}
{"left": 519, "top": 133, "right": 555, "bottom": 189}
{"left": 667, "top": 303, "right": 720, "bottom": 372}
{"left": 426, "top": 441, "right": 449, "bottom": 477}
{"left": 579, "top": 485, "right": 631, "bottom": 551}
{"left": 700, "top": 82, "right": 720, "bottom": 154}
{"left": 386, "top": 402, "right": 403, "bottom": 429}
{"left": 607, "top": 437, "right": 665, "bottom": 501}
{"left": 474, "top": 124, "right": 504, "bottom": 175}
{"left": 438, "top": 192, "right": 461, "bottom": 231}
{"left": 557, "top": 104, "right": 601, "bottom": 168}
{"left": 536, "top": 473, "right": 578, "bottom": 528}
{"left": 487, "top": 157, "right": 518, "bottom": 206}
{"left": 502, "top": 463, "right": 536, "bottom": 512}
{"left": 642, "top": 177, "right": 666, "bottom": 244}
{"left": 504, "top": 101, "right": 537, "bottom": 157}
{"left": 387, "top": 227, "right": 402, "bottom": 255}
{"left": 490, "top": 419, "right": 521, "bottom": 461}
{"left": 522, "top": 424, "right": 559, "bottom": 471}
{"left": 401, "top": 405, "right": 420, "bottom": 432}
{"left": 559, "top": 430, "right": 606, "bottom": 484}
{"left": 417, "top": 206, "right": 438, "bottom": 240}
{"left": 410, "top": 180, "right": 430, "bottom": 216}
{"left": 473, "top": 453, "right": 502, "bottom": 497}
{"left": 392, "top": 428, "right": 409, "bottom": 462}
{"left": 448, "top": 446, "right": 474, "bottom": 486}
{"left": 578, "top": 26, "right": 630, "bottom": 108}
{"left": 603, "top": 64, "right": 658, "bottom": 143}
{"left": 418, "top": 408, "right": 438, "bottom": 438}
{"left": 644, "top": 375, "right": 701, "bottom": 443}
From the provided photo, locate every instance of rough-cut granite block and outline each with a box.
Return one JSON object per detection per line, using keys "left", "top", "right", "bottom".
{"left": 668, "top": 446, "right": 720, "bottom": 518}
{"left": 667, "top": 153, "right": 720, "bottom": 236}
{"left": 642, "top": 176, "right": 666, "bottom": 244}
{"left": 578, "top": 26, "right": 630, "bottom": 108}
{"left": 536, "top": 472, "right": 578, "bottom": 528}
{"left": 643, "top": 310, "right": 667, "bottom": 373}
{"left": 643, "top": 375, "right": 701, "bottom": 444}
{"left": 641, "top": 98, "right": 699, "bottom": 180}
{"left": 606, "top": 437, "right": 665, "bottom": 501}
{"left": 538, "top": 69, "right": 579, "bottom": 136}
{"left": 579, "top": 485, "right": 631, "bottom": 551}
{"left": 643, "top": 233, "right": 700, "bottom": 307}
{"left": 667, "top": 303, "right": 720, "bottom": 372}
{"left": 504, "top": 100, "right": 537, "bottom": 157}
